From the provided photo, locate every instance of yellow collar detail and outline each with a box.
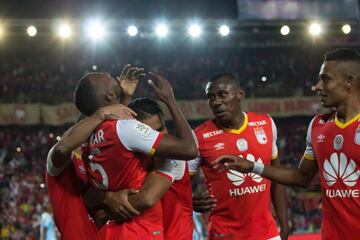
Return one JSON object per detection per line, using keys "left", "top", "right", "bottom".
{"left": 222, "top": 113, "right": 248, "bottom": 134}
{"left": 335, "top": 112, "right": 360, "bottom": 129}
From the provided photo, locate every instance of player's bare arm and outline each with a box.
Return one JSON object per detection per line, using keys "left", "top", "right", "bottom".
{"left": 147, "top": 72, "right": 197, "bottom": 160}
{"left": 212, "top": 155, "right": 318, "bottom": 188}
{"left": 84, "top": 171, "right": 172, "bottom": 227}
{"left": 270, "top": 158, "right": 289, "bottom": 240}
{"left": 48, "top": 104, "right": 136, "bottom": 171}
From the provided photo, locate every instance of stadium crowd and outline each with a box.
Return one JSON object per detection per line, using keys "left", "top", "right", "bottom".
{"left": 0, "top": 48, "right": 321, "bottom": 103}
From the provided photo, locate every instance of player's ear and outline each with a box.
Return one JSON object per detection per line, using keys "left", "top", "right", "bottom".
{"left": 106, "top": 92, "right": 118, "bottom": 103}
{"left": 237, "top": 87, "right": 245, "bottom": 101}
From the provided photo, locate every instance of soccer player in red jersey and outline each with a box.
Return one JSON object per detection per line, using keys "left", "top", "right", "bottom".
{"left": 189, "top": 72, "right": 288, "bottom": 240}
{"left": 212, "top": 48, "right": 360, "bottom": 240}
{"left": 73, "top": 71, "right": 197, "bottom": 239}
{"left": 46, "top": 104, "right": 136, "bottom": 240}
{"left": 128, "top": 97, "right": 194, "bottom": 240}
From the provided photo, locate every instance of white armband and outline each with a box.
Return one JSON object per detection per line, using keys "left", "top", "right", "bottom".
{"left": 252, "top": 161, "right": 265, "bottom": 176}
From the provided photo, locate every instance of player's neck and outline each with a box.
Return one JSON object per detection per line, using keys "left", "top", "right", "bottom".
{"left": 216, "top": 112, "right": 245, "bottom": 130}
{"left": 336, "top": 96, "right": 360, "bottom": 122}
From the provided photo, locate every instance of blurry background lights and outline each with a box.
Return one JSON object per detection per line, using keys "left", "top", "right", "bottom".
{"left": 188, "top": 24, "right": 202, "bottom": 37}
{"left": 309, "top": 22, "right": 322, "bottom": 36}
{"left": 280, "top": 25, "right": 290, "bottom": 36}
{"left": 58, "top": 23, "right": 72, "bottom": 39}
{"left": 127, "top": 25, "right": 138, "bottom": 37}
{"left": 87, "top": 20, "right": 105, "bottom": 40}
{"left": 16, "top": 147, "right": 22, "bottom": 152}
{"left": 56, "top": 136, "right": 61, "bottom": 141}
{"left": 40, "top": 183, "right": 45, "bottom": 188}
{"left": 27, "top": 25, "right": 37, "bottom": 37}
{"left": 342, "top": 24, "right": 351, "bottom": 34}
{"left": 0, "top": 25, "right": 4, "bottom": 39}
{"left": 155, "top": 24, "right": 168, "bottom": 37}
{"left": 261, "top": 76, "right": 267, "bottom": 82}
{"left": 219, "top": 25, "right": 230, "bottom": 36}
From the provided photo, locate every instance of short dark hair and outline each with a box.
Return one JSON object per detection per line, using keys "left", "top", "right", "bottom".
{"left": 207, "top": 72, "right": 241, "bottom": 88}
{"left": 74, "top": 73, "right": 98, "bottom": 116}
{"left": 129, "top": 97, "right": 164, "bottom": 121}
{"left": 208, "top": 72, "right": 237, "bottom": 83}
{"left": 324, "top": 48, "right": 360, "bottom": 62}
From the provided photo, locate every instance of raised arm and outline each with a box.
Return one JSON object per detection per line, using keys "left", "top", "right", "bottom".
{"left": 147, "top": 73, "right": 197, "bottom": 160}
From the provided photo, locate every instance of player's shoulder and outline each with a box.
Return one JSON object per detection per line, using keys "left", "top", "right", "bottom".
{"left": 310, "top": 112, "right": 336, "bottom": 127}
{"left": 116, "top": 119, "right": 153, "bottom": 135}
{"left": 194, "top": 119, "right": 217, "bottom": 134}
{"left": 246, "top": 112, "right": 273, "bottom": 126}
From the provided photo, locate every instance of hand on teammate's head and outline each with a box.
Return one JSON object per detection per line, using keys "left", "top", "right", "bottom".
{"left": 147, "top": 72, "right": 175, "bottom": 102}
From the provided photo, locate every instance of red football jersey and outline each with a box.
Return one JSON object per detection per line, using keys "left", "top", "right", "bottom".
{"left": 161, "top": 163, "right": 194, "bottom": 240}
{"left": 46, "top": 153, "right": 97, "bottom": 240}
{"left": 304, "top": 112, "right": 360, "bottom": 240}
{"left": 83, "top": 119, "right": 165, "bottom": 240}
{"left": 190, "top": 112, "right": 279, "bottom": 240}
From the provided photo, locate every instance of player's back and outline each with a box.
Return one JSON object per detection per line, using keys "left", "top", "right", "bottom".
{"left": 161, "top": 162, "right": 193, "bottom": 240}
{"left": 84, "top": 119, "right": 164, "bottom": 240}
{"left": 46, "top": 153, "right": 97, "bottom": 240}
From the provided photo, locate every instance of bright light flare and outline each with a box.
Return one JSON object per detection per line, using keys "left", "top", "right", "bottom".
{"left": 309, "top": 22, "right": 322, "bottom": 36}
{"left": 280, "top": 25, "right": 290, "bottom": 36}
{"left": 188, "top": 24, "right": 202, "bottom": 37}
{"left": 127, "top": 25, "right": 138, "bottom": 37}
{"left": 87, "top": 20, "right": 106, "bottom": 41}
{"left": 58, "top": 23, "right": 72, "bottom": 39}
{"left": 342, "top": 24, "right": 351, "bottom": 34}
{"left": 219, "top": 25, "right": 230, "bottom": 36}
{"left": 27, "top": 25, "right": 37, "bottom": 37}
{"left": 155, "top": 24, "right": 168, "bottom": 37}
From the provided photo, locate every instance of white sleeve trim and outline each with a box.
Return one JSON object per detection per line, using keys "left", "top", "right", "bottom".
{"left": 269, "top": 116, "right": 278, "bottom": 159}
{"left": 188, "top": 132, "right": 201, "bottom": 174}
{"left": 154, "top": 159, "right": 186, "bottom": 181}
{"left": 188, "top": 158, "right": 201, "bottom": 174}
{"left": 304, "top": 117, "right": 316, "bottom": 160}
{"left": 46, "top": 147, "right": 70, "bottom": 177}
{"left": 116, "top": 119, "right": 161, "bottom": 155}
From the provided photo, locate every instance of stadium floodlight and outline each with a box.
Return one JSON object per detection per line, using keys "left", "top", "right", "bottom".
{"left": 58, "top": 23, "right": 72, "bottom": 39}
{"left": 155, "top": 24, "right": 168, "bottom": 37}
{"left": 27, "top": 25, "right": 37, "bottom": 37}
{"left": 280, "top": 25, "right": 290, "bottom": 36}
{"left": 309, "top": 22, "right": 322, "bottom": 36}
{"left": 188, "top": 24, "right": 202, "bottom": 38}
{"left": 0, "top": 25, "right": 3, "bottom": 40}
{"left": 127, "top": 25, "right": 138, "bottom": 37}
{"left": 342, "top": 24, "right": 351, "bottom": 34}
{"left": 219, "top": 25, "right": 230, "bottom": 36}
{"left": 87, "top": 20, "right": 106, "bottom": 41}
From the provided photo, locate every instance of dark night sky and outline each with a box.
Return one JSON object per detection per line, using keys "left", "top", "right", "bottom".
{"left": 0, "top": 0, "right": 238, "bottom": 19}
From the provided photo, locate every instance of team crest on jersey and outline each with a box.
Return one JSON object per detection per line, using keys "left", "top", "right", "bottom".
{"left": 254, "top": 127, "right": 267, "bottom": 144}
{"left": 135, "top": 123, "right": 150, "bottom": 135}
{"left": 355, "top": 125, "right": 360, "bottom": 145}
{"left": 236, "top": 138, "right": 248, "bottom": 152}
{"left": 333, "top": 135, "right": 344, "bottom": 150}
